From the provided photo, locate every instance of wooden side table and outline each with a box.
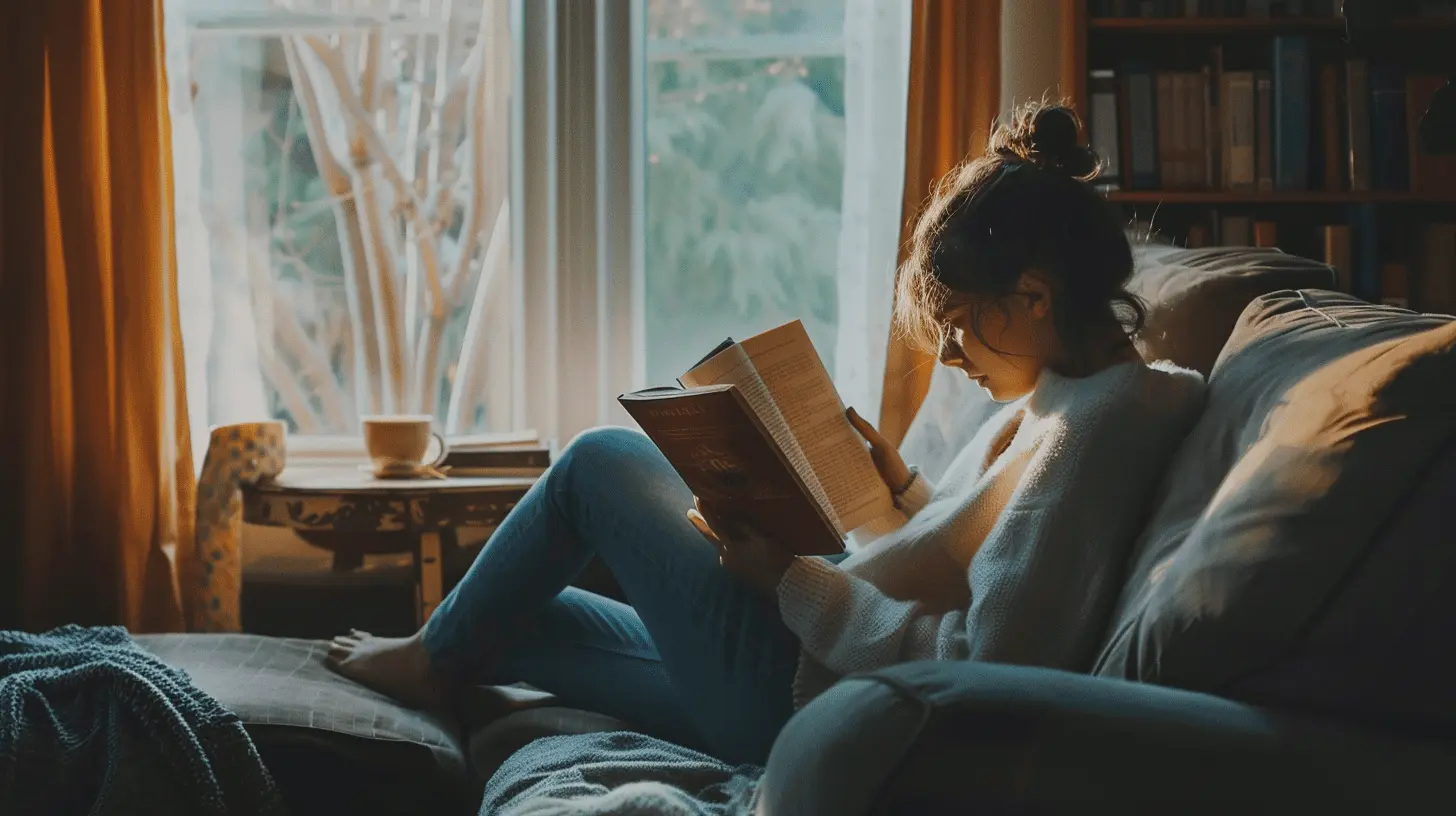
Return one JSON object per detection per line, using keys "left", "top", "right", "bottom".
{"left": 242, "top": 467, "right": 537, "bottom": 626}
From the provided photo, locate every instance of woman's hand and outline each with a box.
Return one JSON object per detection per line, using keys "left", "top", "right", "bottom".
{"left": 848, "top": 407, "right": 913, "bottom": 494}
{"left": 687, "top": 497, "right": 795, "bottom": 595}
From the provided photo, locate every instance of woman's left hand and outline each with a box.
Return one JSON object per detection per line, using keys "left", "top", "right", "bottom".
{"left": 687, "top": 497, "right": 795, "bottom": 595}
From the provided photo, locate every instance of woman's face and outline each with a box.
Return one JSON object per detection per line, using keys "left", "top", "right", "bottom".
{"left": 935, "top": 272, "right": 1054, "bottom": 402}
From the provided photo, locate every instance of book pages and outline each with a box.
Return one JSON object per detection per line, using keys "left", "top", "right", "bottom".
{"left": 738, "top": 321, "right": 895, "bottom": 532}
{"left": 681, "top": 343, "right": 840, "bottom": 534}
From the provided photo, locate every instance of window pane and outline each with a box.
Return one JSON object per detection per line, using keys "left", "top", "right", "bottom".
{"left": 168, "top": 0, "right": 514, "bottom": 438}
{"left": 644, "top": 0, "right": 846, "bottom": 384}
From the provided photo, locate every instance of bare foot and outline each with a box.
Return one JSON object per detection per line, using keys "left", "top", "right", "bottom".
{"left": 325, "top": 629, "right": 450, "bottom": 710}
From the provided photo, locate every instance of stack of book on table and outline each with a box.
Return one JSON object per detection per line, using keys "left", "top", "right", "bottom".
{"left": 442, "top": 430, "right": 552, "bottom": 478}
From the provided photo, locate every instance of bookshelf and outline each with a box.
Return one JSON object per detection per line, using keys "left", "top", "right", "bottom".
{"left": 1068, "top": 0, "right": 1456, "bottom": 313}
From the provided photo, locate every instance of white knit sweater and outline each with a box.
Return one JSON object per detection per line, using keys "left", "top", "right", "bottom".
{"left": 776, "top": 360, "right": 1207, "bottom": 707}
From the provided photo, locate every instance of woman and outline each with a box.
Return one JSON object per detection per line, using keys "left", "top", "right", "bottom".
{"left": 326, "top": 102, "right": 1207, "bottom": 767}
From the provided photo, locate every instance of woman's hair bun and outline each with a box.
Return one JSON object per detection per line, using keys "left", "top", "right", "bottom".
{"left": 987, "top": 101, "right": 1102, "bottom": 181}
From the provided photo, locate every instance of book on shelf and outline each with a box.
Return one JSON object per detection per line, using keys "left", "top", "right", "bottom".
{"left": 1272, "top": 36, "right": 1311, "bottom": 191}
{"left": 617, "top": 320, "right": 894, "bottom": 557}
{"left": 1414, "top": 224, "right": 1456, "bottom": 315}
{"left": 1322, "top": 224, "right": 1354, "bottom": 293}
{"left": 1255, "top": 70, "right": 1274, "bottom": 192}
{"left": 1380, "top": 262, "right": 1411, "bottom": 308}
{"left": 1090, "top": 69, "right": 1122, "bottom": 190}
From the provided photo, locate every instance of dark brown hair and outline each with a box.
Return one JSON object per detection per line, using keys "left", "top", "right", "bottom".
{"left": 894, "top": 100, "right": 1145, "bottom": 363}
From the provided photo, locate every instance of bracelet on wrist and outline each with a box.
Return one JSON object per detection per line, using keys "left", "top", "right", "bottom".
{"left": 891, "top": 465, "right": 919, "bottom": 498}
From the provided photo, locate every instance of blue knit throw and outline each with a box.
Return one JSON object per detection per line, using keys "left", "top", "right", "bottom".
{"left": 0, "top": 626, "right": 285, "bottom": 815}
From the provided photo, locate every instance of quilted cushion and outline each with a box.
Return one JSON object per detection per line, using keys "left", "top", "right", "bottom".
{"left": 1095, "top": 291, "right": 1456, "bottom": 722}
{"left": 137, "top": 634, "right": 473, "bottom": 815}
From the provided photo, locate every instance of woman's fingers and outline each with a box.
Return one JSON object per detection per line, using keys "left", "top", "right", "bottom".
{"left": 847, "top": 407, "right": 887, "bottom": 450}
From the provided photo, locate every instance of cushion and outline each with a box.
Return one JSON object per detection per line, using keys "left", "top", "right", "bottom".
{"left": 1127, "top": 245, "right": 1336, "bottom": 376}
{"left": 898, "top": 245, "right": 1333, "bottom": 477}
{"left": 138, "top": 634, "right": 473, "bottom": 815}
{"left": 1095, "top": 291, "right": 1456, "bottom": 723}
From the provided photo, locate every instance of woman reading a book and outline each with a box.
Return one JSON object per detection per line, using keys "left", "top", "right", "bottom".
{"left": 326, "top": 102, "right": 1207, "bottom": 767}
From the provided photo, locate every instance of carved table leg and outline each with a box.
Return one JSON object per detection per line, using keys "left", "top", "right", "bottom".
{"left": 417, "top": 531, "right": 444, "bottom": 626}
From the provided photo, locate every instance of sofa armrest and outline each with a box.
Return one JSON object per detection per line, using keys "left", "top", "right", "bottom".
{"left": 757, "top": 661, "right": 1456, "bottom": 815}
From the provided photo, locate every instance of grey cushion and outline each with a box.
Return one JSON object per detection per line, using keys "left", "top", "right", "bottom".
{"left": 138, "top": 634, "right": 473, "bottom": 814}
{"left": 1095, "top": 291, "right": 1456, "bottom": 717}
{"left": 1128, "top": 245, "right": 1336, "bottom": 376}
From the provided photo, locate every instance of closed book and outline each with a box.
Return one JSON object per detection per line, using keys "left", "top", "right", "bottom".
{"left": 1222, "top": 71, "right": 1257, "bottom": 190}
{"left": 1414, "top": 224, "right": 1456, "bottom": 315}
{"left": 1183, "top": 72, "right": 1208, "bottom": 188}
{"left": 441, "top": 447, "right": 551, "bottom": 472}
{"left": 1320, "top": 63, "right": 1344, "bottom": 191}
{"left": 1255, "top": 71, "right": 1275, "bottom": 192}
{"left": 1090, "top": 70, "right": 1122, "bottom": 189}
{"left": 1350, "top": 203, "right": 1381, "bottom": 301}
{"left": 1254, "top": 221, "right": 1279, "bottom": 248}
{"left": 1221, "top": 215, "right": 1253, "bottom": 246}
{"left": 1370, "top": 63, "right": 1412, "bottom": 191}
{"left": 1188, "top": 224, "right": 1211, "bottom": 248}
{"left": 1272, "top": 36, "right": 1311, "bottom": 191}
{"left": 1125, "top": 63, "right": 1162, "bottom": 189}
{"left": 1380, "top": 262, "right": 1411, "bottom": 309}
{"left": 1346, "top": 60, "right": 1373, "bottom": 191}
{"left": 1407, "top": 76, "right": 1456, "bottom": 197}
{"left": 1323, "top": 224, "right": 1354, "bottom": 293}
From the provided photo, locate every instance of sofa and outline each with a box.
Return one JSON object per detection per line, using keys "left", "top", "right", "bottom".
{"left": 136, "top": 244, "right": 1456, "bottom": 813}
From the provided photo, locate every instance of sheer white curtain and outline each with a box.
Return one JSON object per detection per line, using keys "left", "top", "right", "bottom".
{"left": 833, "top": 0, "right": 912, "bottom": 427}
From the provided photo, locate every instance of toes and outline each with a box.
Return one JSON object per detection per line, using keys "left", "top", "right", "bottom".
{"left": 349, "top": 628, "right": 372, "bottom": 638}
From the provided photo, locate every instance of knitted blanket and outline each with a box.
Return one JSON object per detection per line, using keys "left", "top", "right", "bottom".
{"left": 0, "top": 626, "right": 285, "bottom": 815}
{"left": 483, "top": 731, "right": 762, "bottom": 816}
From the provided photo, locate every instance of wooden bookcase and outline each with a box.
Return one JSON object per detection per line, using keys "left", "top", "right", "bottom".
{"left": 1059, "top": 1, "right": 1456, "bottom": 312}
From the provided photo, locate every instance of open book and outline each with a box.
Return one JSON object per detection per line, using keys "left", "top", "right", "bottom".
{"left": 617, "top": 320, "right": 895, "bottom": 556}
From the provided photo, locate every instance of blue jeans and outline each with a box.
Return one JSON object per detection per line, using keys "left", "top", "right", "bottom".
{"left": 422, "top": 427, "right": 802, "bottom": 765}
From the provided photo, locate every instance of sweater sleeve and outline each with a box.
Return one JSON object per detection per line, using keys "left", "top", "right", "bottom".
{"left": 776, "top": 553, "right": 971, "bottom": 676}
{"left": 892, "top": 470, "right": 935, "bottom": 518}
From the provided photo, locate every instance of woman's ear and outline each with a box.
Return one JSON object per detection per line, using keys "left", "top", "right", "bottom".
{"left": 1015, "top": 270, "right": 1054, "bottom": 320}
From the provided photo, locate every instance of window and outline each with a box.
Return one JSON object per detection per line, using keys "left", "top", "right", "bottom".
{"left": 168, "top": 0, "right": 909, "bottom": 454}
{"left": 167, "top": 0, "right": 514, "bottom": 453}
{"left": 643, "top": 0, "right": 848, "bottom": 384}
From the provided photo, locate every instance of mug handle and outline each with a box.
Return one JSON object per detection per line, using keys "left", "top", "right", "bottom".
{"left": 427, "top": 431, "right": 450, "bottom": 468}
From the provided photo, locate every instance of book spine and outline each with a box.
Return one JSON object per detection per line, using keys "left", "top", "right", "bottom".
{"left": 1416, "top": 223, "right": 1456, "bottom": 314}
{"left": 1090, "top": 70, "right": 1122, "bottom": 189}
{"left": 1369, "top": 63, "right": 1412, "bottom": 192}
{"left": 1346, "top": 60, "right": 1373, "bottom": 192}
{"left": 1321, "top": 63, "right": 1344, "bottom": 191}
{"left": 1223, "top": 72, "right": 1257, "bottom": 190}
{"left": 1350, "top": 203, "right": 1381, "bottom": 302}
{"left": 1221, "top": 214, "right": 1252, "bottom": 246}
{"left": 1254, "top": 220, "right": 1279, "bottom": 248}
{"left": 1126, "top": 63, "right": 1162, "bottom": 189}
{"left": 1272, "top": 35, "right": 1311, "bottom": 191}
{"left": 1381, "top": 262, "right": 1411, "bottom": 309}
{"left": 1323, "top": 224, "right": 1354, "bottom": 293}
{"left": 1157, "top": 72, "right": 1178, "bottom": 187}
{"left": 1202, "top": 65, "right": 1218, "bottom": 187}
{"left": 1256, "top": 70, "right": 1275, "bottom": 192}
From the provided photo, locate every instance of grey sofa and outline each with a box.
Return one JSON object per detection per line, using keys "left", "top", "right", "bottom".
{"left": 139, "top": 246, "right": 1456, "bottom": 813}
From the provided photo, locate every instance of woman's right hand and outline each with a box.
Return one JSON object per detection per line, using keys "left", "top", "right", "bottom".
{"left": 847, "top": 407, "right": 913, "bottom": 495}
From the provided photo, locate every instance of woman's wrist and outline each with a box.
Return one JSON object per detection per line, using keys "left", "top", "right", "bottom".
{"left": 890, "top": 465, "right": 920, "bottom": 498}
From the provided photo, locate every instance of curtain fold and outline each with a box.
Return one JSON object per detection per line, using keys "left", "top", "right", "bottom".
{"left": 0, "top": 0, "right": 196, "bottom": 632}
{"left": 878, "top": 0, "right": 1002, "bottom": 447}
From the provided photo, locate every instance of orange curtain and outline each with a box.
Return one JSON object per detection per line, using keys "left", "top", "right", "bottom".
{"left": 0, "top": 0, "right": 196, "bottom": 632}
{"left": 878, "top": 0, "right": 1002, "bottom": 447}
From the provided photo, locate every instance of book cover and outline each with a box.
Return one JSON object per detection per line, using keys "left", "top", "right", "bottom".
{"left": 1350, "top": 203, "right": 1381, "bottom": 302}
{"left": 1272, "top": 36, "right": 1311, "bottom": 191}
{"left": 1320, "top": 62, "right": 1344, "bottom": 191}
{"left": 618, "top": 385, "right": 844, "bottom": 557}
